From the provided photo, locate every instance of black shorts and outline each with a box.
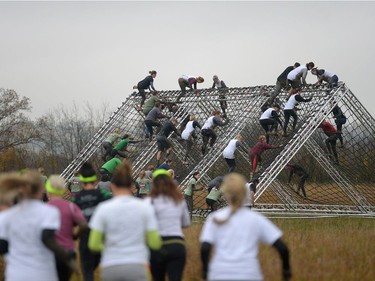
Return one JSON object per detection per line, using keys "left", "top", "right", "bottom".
{"left": 288, "top": 79, "right": 300, "bottom": 89}
{"left": 156, "top": 135, "right": 172, "bottom": 151}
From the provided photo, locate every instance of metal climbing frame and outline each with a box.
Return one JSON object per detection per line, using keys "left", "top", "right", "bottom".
{"left": 61, "top": 83, "right": 375, "bottom": 217}
{"left": 254, "top": 84, "right": 347, "bottom": 201}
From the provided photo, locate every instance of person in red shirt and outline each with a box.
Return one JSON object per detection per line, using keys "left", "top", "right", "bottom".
{"left": 249, "top": 135, "right": 284, "bottom": 178}
{"left": 318, "top": 120, "right": 339, "bottom": 164}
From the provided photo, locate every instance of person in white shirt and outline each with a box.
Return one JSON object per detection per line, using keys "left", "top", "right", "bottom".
{"left": 259, "top": 104, "right": 282, "bottom": 143}
{"left": 88, "top": 161, "right": 162, "bottom": 281}
{"left": 311, "top": 67, "right": 339, "bottom": 88}
{"left": 145, "top": 169, "right": 191, "bottom": 281}
{"left": 222, "top": 134, "right": 244, "bottom": 172}
{"left": 243, "top": 178, "right": 259, "bottom": 208}
{"left": 201, "top": 110, "right": 227, "bottom": 155}
{"left": 282, "top": 88, "right": 312, "bottom": 137}
{"left": 200, "top": 173, "right": 291, "bottom": 281}
{"left": 287, "top": 62, "right": 315, "bottom": 95}
{"left": 181, "top": 115, "right": 202, "bottom": 165}
{"left": 0, "top": 171, "right": 77, "bottom": 281}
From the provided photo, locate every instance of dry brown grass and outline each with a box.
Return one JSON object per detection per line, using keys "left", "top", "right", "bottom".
{"left": 1, "top": 217, "right": 374, "bottom": 281}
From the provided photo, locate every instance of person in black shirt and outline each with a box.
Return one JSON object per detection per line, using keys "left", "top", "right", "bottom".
{"left": 285, "top": 163, "right": 309, "bottom": 199}
{"left": 133, "top": 70, "right": 157, "bottom": 110}
{"left": 212, "top": 75, "right": 229, "bottom": 117}
{"left": 156, "top": 118, "right": 179, "bottom": 165}
{"left": 331, "top": 105, "right": 346, "bottom": 147}
{"left": 266, "top": 63, "right": 300, "bottom": 107}
{"left": 71, "top": 163, "right": 112, "bottom": 281}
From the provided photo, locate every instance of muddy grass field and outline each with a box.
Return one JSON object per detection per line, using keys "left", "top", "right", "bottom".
{"left": 1, "top": 217, "right": 374, "bottom": 281}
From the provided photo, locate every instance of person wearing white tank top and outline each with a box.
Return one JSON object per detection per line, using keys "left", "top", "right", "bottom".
{"left": 201, "top": 110, "right": 227, "bottom": 155}
{"left": 181, "top": 115, "right": 201, "bottom": 164}
{"left": 222, "top": 135, "right": 243, "bottom": 172}
{"left": 282, "top": 89, "right": 312, "bottom": 137}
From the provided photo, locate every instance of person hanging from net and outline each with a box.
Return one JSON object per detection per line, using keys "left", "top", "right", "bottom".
{"left": 282, "top": 88, "right": 312, "bottom": 137}
{"left": 259, "top": 104, "right": 283, "bottom": 143}
{"left": 331, "top": 104, "right": 346, "bottom": 147}
{"left": 144, "top": 102, "right": 169, "bottom": 141}
{"left": 109, "top": 134, "right": 143, "bottom": 160}
{"left": 181, "top": 114, "right": 202, "bottom": 165}
{"left": 133, "top": 70, "right": 157, "bottom": 111}
{"left": 201, "top": 110, "right": 228, "bottom": 155}
{"left": 177, "top": 75, "right": 204, "bottom": 101}
{"left": 311, "top": 67, "right": 339, "bottom": 88}
{"left": 156, "top": 118, "right": 180, "bottom": 166}
{"left": 287, "top": 62, "right": 315, "bottom": 97}
{"left": 222, "top": 134, "right": 244, "bottom": 173}
{"left": 285, "top": 163, "right": 309, "bottom": 199}
{"left": 249, "top": 135, "right": 284, "bottom": 179}
{"left": 318, "top": 120, "right": 340, "bottom": 165}
{"left": 101, "top": 129, "right": 122, "bottom": 161}
{"left": 212, "top": 75, "right": 229, "bottom": 118}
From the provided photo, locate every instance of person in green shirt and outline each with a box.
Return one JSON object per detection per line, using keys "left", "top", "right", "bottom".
{"left": 136, "top": 170, "right": 151, "bottom": 198}
{"left": 109, "top": 134, "right": 143, "bottom": 160}
{"left": 67, "top": 171, "right": 81, "bottom": 197}
{"left": 142, "top": 91, "right": 160, "bottom": 116}
{"left": 99, "top": 157, "right": 122, "bottom": 180}
{"left": 206, "top": 185, "right": 223, "bottom": 213}
{"left": 102, "top": 129, "right": 122, "bottom": 161}
{"left": 184, "top": 171, "right": 203, "bottom": 219}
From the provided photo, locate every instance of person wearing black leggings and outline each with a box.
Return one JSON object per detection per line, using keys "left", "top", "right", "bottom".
{"left": 147, "top": 169, "right": 191, "bottom": 281}
{"left": 331, "top": 105, "right": 346, "bottom": 147}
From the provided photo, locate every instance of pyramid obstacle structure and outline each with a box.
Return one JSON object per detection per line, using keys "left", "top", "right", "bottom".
{"left": 61, "top": 83, "right": 375, "bottom": 217}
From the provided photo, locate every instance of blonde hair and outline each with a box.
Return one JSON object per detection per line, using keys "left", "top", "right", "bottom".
{"left": 0, "top": 170, "right": 43, "bottom": 201}
{"left": 168, "top": 169, "right": 175, "bottom": 178}
{"left": 0, "top": 173, "right": 26, "bottom": 205}
{"left": 213, "top": 173, "right": 246, "bottom": 225}
{"left": 189, "top": 115, "right": 196, "bottom": 121}
{"left": 47, "top": 175, "right": 66, "bottom": 195}
{"left": 259, "top": 135, "right": 266, "bottom": 142}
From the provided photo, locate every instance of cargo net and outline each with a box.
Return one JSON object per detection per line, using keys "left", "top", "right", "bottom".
{"left": 61, "top": 84, "right": 375, "bottom": 217}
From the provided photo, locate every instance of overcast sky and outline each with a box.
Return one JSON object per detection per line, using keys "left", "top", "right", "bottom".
{"left": 1, "top": 1, "right": 375, "bottom": 118}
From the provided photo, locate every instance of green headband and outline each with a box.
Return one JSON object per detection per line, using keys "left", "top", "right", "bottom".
{"left": 45, "top": 180, "right": 65, "bottom": 195}
{"left": 79, "top": 174, "right": 97, "bottom": 183}
{"left": 152, "top": 169, "right": 171, "bottom": 179}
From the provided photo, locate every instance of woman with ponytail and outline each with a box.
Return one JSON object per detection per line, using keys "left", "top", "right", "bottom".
{"left": 88, "top": 160, "right": 161, "bottom": 281}
{"left": 199, "top": 173, "right": 291, "bottom": 281}
{"left": 146, "top": 169, "right": 190, "bottom": 281}
{"left": 0, "top": 171, "right": 77, "bottom": 281}
{"left": 134, "top": 70, "right": 158, "bottom": 110}
{"left": 72, "top": 162, "right": 112, "bottom": 281}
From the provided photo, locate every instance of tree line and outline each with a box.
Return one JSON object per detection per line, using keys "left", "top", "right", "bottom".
{"left": 0, "top": 88, "right": 110, "bottom": 174}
